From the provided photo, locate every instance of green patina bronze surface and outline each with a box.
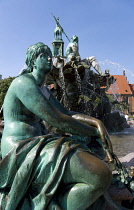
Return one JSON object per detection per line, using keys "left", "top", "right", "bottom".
{"left": 0, "top": 42, "right": 114, "bottom": 209}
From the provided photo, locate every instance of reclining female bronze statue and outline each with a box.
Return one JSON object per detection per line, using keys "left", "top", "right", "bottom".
{"left": 0, "top": 42, "right": 113, "bottom": 210}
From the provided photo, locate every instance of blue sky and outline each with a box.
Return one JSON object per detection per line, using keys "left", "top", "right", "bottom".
{"left": 0, "top": 0, "right": 134, "bottom": 84}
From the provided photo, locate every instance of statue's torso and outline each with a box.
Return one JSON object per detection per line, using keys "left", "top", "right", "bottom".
{"left": 1, "top": 83, "right": 43, "bottom": 157}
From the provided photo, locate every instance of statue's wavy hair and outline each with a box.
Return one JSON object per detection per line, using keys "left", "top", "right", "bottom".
{"left": 18, "top": 42, "right": 52, "bottom": 76}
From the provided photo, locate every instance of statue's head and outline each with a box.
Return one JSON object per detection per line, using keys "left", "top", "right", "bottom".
{"left": 19, "top": 42, "right": 52, "bottom": 76}
{"left": 26, "top": 42, "right": 52, "bottom": 72}
{"left": 70, "top": 35, "right": 78, "bottom": 43}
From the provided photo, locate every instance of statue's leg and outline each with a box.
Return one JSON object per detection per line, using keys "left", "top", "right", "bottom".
{"left": 59, "top": 149, "right": 112, "bottom": 210}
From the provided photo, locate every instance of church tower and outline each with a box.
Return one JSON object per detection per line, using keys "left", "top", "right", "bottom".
{"left": 52, "top": 17, "right": 64, "bottom": 57}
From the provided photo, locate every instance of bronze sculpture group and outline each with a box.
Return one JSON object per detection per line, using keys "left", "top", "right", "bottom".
{"left": 0, "top": 42, "right": 115, "bottom": 209}
{"left": 0, "top": 16, "right": 133, "bottom": 209}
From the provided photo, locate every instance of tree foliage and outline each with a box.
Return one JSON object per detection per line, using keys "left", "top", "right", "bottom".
{"left": 0, "top": 77, "right": 15, "bottom": 109}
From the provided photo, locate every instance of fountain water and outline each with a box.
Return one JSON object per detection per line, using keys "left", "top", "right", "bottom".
{"left": 99, "top": 59, "right": 134, "bottom": 84}
{"left": 74, "top": 68, "right": 82, "bottom": 94}
{"left": 58, "top": 67, "right": 70, "bottom": 109}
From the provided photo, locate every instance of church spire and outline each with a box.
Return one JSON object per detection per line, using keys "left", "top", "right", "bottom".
{"left": 52, "top": 16, "right": 64, "bottom": 57}
{"left": 54, "top": 17, "right": 63, "bottom": 41}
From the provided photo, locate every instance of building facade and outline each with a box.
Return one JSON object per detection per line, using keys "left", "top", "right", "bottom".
{"left": 106, "top": 74, "right": 134, "bottom": 115}
{"left": 129, "top": 84, "right": 134, "bottom": 115}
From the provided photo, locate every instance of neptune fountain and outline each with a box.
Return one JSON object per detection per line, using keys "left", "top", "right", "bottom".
{"left": 0, "top": 16, "right": 133, "bottom": 209}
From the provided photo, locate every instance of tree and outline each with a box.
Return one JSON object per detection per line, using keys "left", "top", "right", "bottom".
{"left": 0, "top": 77, "right": 15, "bottom": 109}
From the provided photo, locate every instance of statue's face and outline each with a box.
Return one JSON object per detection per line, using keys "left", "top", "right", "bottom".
{"left": 34, "top": 52, "right": 52, "bottom": 72}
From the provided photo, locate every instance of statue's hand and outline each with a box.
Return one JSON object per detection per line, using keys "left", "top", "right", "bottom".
{"left": 105, "top": 149, "right": 115, "bottom": 163}
{"left": 97, "top": 124, "right": 114, "bottom": 160}
{"left": 71, "top": 113, "right": 114, "bottom": 159}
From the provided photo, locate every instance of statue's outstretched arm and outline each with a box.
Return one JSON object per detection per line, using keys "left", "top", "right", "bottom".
{"left": 72, "top": 113, "right": 114, "bottom": 162}
{"left": 86, "top": 56, "right": 103, "bottom": 75}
